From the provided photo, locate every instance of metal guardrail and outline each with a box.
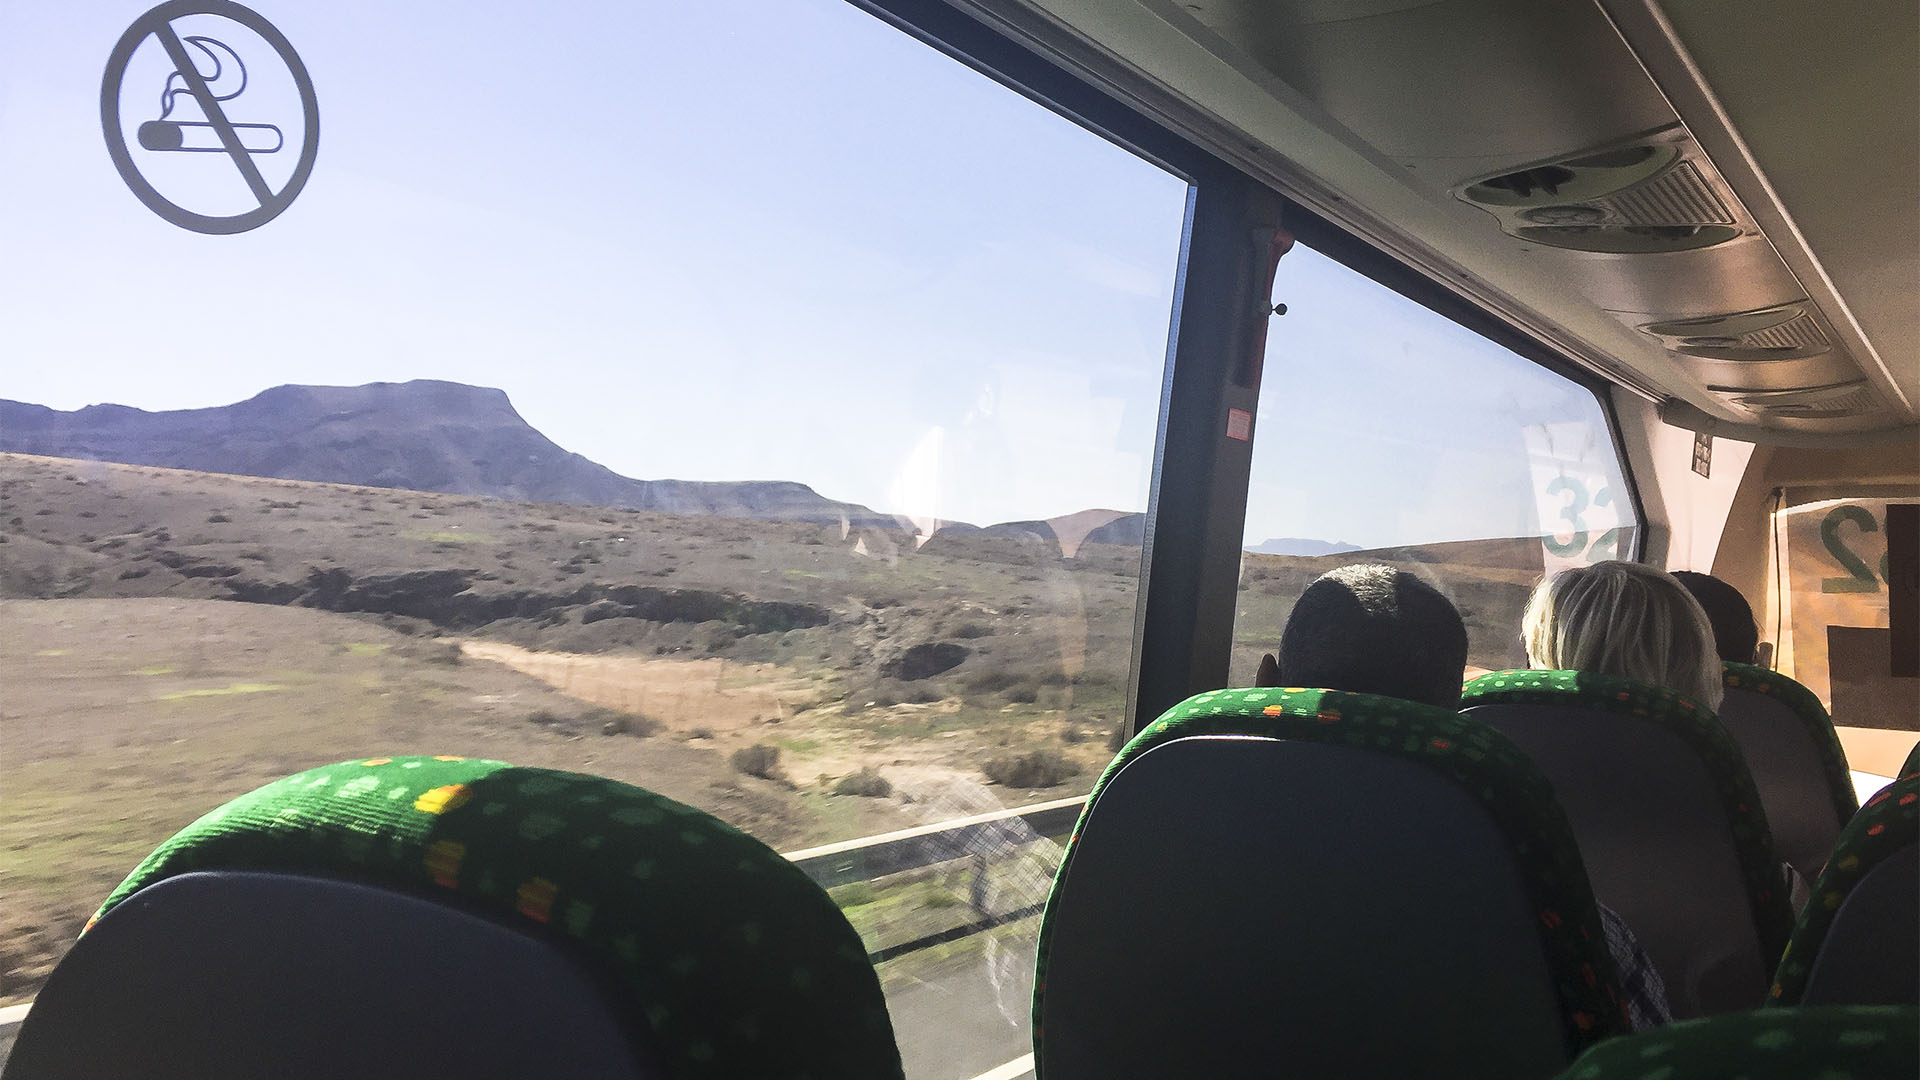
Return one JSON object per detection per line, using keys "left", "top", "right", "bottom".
{"left": 783, "top": 794, "right": 1087, "bottom": 964}
{"left": 781, "top": 795, "right": 1087, "bottom": 889}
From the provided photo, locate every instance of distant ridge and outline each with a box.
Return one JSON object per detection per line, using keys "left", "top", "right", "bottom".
{"left": 1245, "top": 537, "right": 1363, "bottom": 557}
{"left": 0, "top": 381, "right": 903, "bottom": 526}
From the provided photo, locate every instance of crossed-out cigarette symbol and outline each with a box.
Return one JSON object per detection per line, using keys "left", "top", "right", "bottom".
{"left": 136, "top": 35, "right": 284, "bottom": 155}
{"left": 101, "top": 1, "right": 319, "bottom": 234}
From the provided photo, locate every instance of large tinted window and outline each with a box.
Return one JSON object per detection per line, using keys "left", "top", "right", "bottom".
{"left": 1233, "top": 243, "right": 1636, "bottom": 684}
{"left": 0, "top": 3, "right": 1189, "bottom": 1072}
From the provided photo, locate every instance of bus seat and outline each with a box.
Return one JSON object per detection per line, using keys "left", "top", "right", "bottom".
{"left": 1718, "top": 662, "right": 1858, "bottom": 885}
{"left": 1546, "top": 1004, "right": 1918, "bottom": 1079}
{"left": 1, "top": 756, "right": 902, "bottom": 1080}
{"left": 1033, "top": 687, "right": 1630, "bottom": 1080}
{"left": 1460, "top": 671, "right": 1793, "bottom": 1019}
{"left": 1902, "top": 740, "right": 1920, "bottom": 778}
{"left": 1769, "top": 774, "right": 1919, "bottom": 1008}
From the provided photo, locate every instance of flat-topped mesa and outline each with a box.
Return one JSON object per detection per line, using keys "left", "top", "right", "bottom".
{"left": 0, "top": 381, "right": 901, "bottom": 527}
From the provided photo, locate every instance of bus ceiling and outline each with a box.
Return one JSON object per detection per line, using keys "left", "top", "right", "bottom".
{"left": 931, "top": 0, "right": 1919, "bottom": 443}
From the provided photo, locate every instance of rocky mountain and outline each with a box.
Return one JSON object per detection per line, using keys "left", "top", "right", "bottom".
{"left": 1245, "top": 537, "right": 1363, "bottom": 557}
{"left": 0, "top": 381, "right": 903, "bottom": 526}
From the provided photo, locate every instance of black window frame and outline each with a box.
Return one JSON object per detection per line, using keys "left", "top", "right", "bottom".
{"left": 847, "top": 0, "right": 1647, "bottom": 733}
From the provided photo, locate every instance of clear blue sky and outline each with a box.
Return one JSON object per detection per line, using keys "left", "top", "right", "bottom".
{"left": 0, "top": 0, "right": 1628, "bottom": 548}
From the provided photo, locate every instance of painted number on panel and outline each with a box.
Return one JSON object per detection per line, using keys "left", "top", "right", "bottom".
{"left": 1820, "top": 504, "right": 1890, "bottom": 593}
{"left": 1544, "top": 476, "right": 1618, "bottom": 562}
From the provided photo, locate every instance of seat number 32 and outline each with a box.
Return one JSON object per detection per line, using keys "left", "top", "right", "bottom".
{"left": 1542, "top": 476, "right": 1619, "bottom": 562}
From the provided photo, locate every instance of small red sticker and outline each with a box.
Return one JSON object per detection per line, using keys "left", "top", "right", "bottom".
{"left": 1226, "top": 408, "right": 1252, "bottom": 441}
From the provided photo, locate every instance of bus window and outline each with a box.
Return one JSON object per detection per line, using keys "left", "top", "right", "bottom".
{"left": 0, "top": 2, "right": 1189, "bottom": 1072}
{"left": 1233, "top": 243, "right": 1637, "bottom": 683}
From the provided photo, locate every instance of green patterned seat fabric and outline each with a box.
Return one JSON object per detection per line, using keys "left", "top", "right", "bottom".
{"left": 88, "top": 756, "right": 903, "bottom": 1080}
{"left": 1461, "top": 669, "right": 1794, "bottom": 964}
{"left": 1033, "top": 686, "right": 1633, "bottom": 1057}
{"left": 1551, "top": 1004, "right": 1918, "bottom": 1079}
{"left": 1902, "top": 740, "right": 1920, "bottom": 779}
{"left": 1769, "top": 774, "right": 1920, "bottom": 1006}
{"left": 1723, "top": 661, "right": 1858, "bottom": 823}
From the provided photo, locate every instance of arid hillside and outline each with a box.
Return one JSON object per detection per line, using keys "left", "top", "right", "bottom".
{"left": 0, "top": 449, "right": 1551, "bottom": 1007}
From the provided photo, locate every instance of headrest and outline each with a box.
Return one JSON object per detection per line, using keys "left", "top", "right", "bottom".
{"left": 88, "top": 756, "right": 902, "bottom": 1079}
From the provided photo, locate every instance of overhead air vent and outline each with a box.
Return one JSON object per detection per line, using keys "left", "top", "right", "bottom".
{"left": 1458, "top": 141, "right": 1744, "bottom": 253}
{"left": 1641, "top": 304, "right": 1831, "bottom": 361}
{"left": 1464, "top": 146, "right": 1675, "bottom": 206}
{"left": 1587, "top": 163, "right": 1734, "bottom": 226}
{"left": 1710, "top": 381, "right": 1876, "bottom": 418}
{"left": 1514, "top": 223, "right": 1739, "bottom": 253}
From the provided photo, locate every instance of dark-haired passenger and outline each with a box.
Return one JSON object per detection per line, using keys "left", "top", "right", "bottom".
{"left": 1671, "top": 570, "right": 1762, "bottom": 666}
{"left": 1253, "top": 563, "right": 1467, "bottom": 708}
{"left": 1255, "top": 563, "right": 1672, "bottom": 1030}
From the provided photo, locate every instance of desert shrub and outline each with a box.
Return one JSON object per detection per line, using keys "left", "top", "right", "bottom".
{"left": 690, "top": 727, "right": 716, "bottom": 740}
{"left": 1061, "top": 723, "right": 1086, "bottom": 745}
{"left": 1108, "top": 721, "right": 1129, "bottom": 752}
{"left": 1005, "top": 682, "right": 1039, "bottom": 705}
{"left": 731, "top": 743, "right": 782, "bottom": 779}
{"left": 206, "top": 513, "right": 230, "bottom": 523}
{"left": 526, "top": 709, "right": 565, "bottom": 728}
{"left": 964, "top": 668, "right": 1023, "bottom": 694}
{"left": 983, "top": 749, "right": 1081, "bottom": 789}
{"left": 398, "top": 640, "right": 462, "bottom": 665}
{"left": 584, "top": 707, "right": 661, "bottom": 738}
{"left": 833, "top": 768, "right": 893, "bottom": 798}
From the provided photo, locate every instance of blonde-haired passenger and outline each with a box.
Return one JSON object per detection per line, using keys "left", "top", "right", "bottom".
{"left": 1522, "top": 559, "right": 1725, "bottom": 712}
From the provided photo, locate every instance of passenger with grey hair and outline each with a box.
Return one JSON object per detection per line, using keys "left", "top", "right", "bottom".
{"left": 1522, "top": 560, "right": 1725, "bottom": 711}
{"left": 1255, "top": 563, "right": 1673, "bottom": 1029}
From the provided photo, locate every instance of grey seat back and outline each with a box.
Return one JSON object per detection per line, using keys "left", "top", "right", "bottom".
{"left": 1041, "top": 738, "right": 1569, "bottom": 1079}
{"left": 1717, "top": 663, "right": 1857, "bottom": 885}
{"left": 1034, "top": 687, "right": 1633, "bottom": 1080}
{"left": 1461, "top": 671, "right": 1792, "bottom": 1019}
{"left": 1771, "top": 774, "right": 1920, "bottom": 1007}
{"left": 3, "top": 871, "right": 660, "bottom": 1080}
{"left": 1801, "top": 843, "right": 1919, "bottom": 1005}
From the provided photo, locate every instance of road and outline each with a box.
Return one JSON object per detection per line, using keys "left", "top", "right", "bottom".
{"left": 886, "top": 933, "right": 1038, "bottom": 1080}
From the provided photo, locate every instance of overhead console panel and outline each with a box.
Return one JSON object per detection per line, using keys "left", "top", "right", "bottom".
{"left": 998, "top": 0, "right": 1915, "bottom": 442}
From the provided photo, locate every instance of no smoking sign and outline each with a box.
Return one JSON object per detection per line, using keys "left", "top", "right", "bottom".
{"left": 102, "top": 1, "right": 318, "bottom": 234}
